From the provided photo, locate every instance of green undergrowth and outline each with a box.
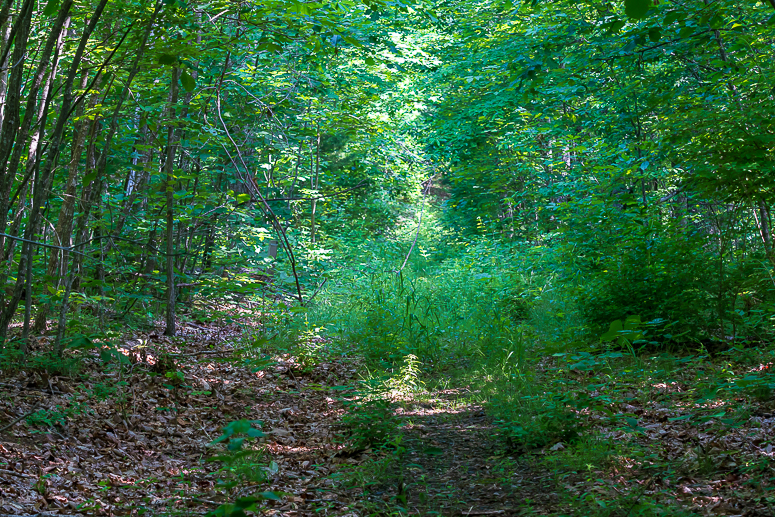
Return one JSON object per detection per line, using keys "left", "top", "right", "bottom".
{"left": 296, "top": 215, "right": 775, "bottom": 514}
{"left": 305, "top": 238, "right": 529, "bottom": 373}
{"left": 470, "top": 340, "right": 775, "bottom": 514}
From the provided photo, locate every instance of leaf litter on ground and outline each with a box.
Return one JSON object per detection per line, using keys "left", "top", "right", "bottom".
{"left": 0, "top": 305, "right": 368, "bottom": 516}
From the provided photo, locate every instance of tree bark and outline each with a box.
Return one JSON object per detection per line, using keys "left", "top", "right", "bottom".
{"left": 33, "top": 71, "right": 100, "bottom": 332}
{"left": 164, "top": 67, "right": 181, "bottom": 337}
{"left": 1, "top": 12, "right": 69, "bottom": 266}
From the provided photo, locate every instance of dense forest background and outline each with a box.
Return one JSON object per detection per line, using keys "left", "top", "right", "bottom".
{"left": 1, "top": 0, "right": 775, "bottom": 515}
{"left": 1, "top": 0, "right": 774, "bottom": 348}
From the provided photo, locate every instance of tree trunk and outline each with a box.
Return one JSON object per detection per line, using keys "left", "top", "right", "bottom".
{"left": 310, "top": 124, "right": 321, "bottom": 244}
{"left": 1, "top": 13, "right": 69, "bottom": 266}
{"left": 0, "top": 0, "right": 107, "bottom": 340}
{"left": 33, "top": 71, "right": 100, "bottom": 332}
{"left": 164, "top": 67, "right": 180, "bottom": 337}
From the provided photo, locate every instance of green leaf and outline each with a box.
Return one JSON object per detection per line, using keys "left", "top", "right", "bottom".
{"left": 623, "top": 315, "right": 641, "bottom": 330}
{"left": 668, "top": 414, "right": 694, "bottom": 421}
{"left": 608, "top": 19, "right": 626, "bottom": 34}
{"left": 65, "top": 334, "right": 96, "bottom": 350}
{"left": 364, "top": 57, "right": 375, "bottom": 66}
{"left": 624, "top": 0, "right": 651, "bottom": 20}
{"left": 235, "top": 497, "right": 259, "bottom": 510}
{"left": 43, "top": 0, "right": 60, "bottom": 16}
{"left": 158, "top": 54, "right": 178, "bottom": 66}
{"left": 100, "top": 349, "right": 116, "bottom": 364}
{"left": 422, "top": 446, "right": 444, "bottom": 456}
{"left": 601, "top": 319, "right": 623, "bottom": 342}
{"left": 664, "top": 9, "right": 687, "bottom": 24}
{"left": 259, "top": 42, "right": 283, "bottom": 53}
{"left": 180, "top": 71, "right": 196, "bottom": 92}
{"left": 83, "top": 171, "right": 98, "bottom": 185}
{"left": 227, "top": 438, "right": 245, "bottom": 451}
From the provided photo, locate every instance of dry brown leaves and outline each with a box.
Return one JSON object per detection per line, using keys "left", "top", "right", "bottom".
{"left": 536, "top": 367, "right": 775, "bottom": 516}
{"left": 0, "top": 314, "right": 365, "bottom": 516}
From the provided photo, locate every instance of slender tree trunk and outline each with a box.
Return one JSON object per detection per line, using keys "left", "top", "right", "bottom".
{"left": 0, "top": 0, "right": 107, "bottom": 340}
{"left": 0, "top": 21, "right": 12, "bottom": 129}
{"left": 33, "top": 72, "right": 100, "bottom": 332}
{"left": 754, "top": 201, "right": 775, "bottom": 267}
{"left": 97, "top": 0, "right": 161, "bottom": 243}
{"left": 69, "top": 115, "right": 101, "bottom": 293}
{"left": 310, "top": 124, "right": 321, "bottom": 244}
{"left": 164, "top": 67, "right": 180, "bottom": 337}
{"left": 0, "top": 0, "right": 35, "bottom": 236}
{"left": 113, "top": 116, "right": 152, "bottom": 238}
{"left": 2, "top": 24, "right": 65, "bottom": 266}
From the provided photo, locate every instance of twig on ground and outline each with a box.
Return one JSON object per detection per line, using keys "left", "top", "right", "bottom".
{"left": 170, "top": 349, "right": 230, "bottom": 357}
{"left": 0, "top": 403, "right": 42, "bottom": 433}
{"left": 0, "top": 382, "right": 61, "bottom": 395}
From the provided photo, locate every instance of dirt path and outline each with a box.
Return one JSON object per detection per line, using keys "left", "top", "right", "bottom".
{"left": 346, "top": 392, "right": 559, "bottom": 516}
{"left": 1, "top": 318, "right": 560, "bottom": 517}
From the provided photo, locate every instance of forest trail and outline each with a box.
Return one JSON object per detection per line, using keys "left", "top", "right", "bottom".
{"left": 0, "top": 313, "right": 556, "bottom": 517}
{"left": 348, "top": 390, "right": 559, "bottom": 516}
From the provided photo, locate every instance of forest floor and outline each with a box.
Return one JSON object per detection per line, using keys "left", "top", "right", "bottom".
{"left": 343, "top": 392, "right": 559, "bottom": 516}
{"left": 0, "top": 308, "right": 364, "bottom": 516}
{"left": 0, "top": 307, "right": 554, "bottom": 517}
{"left": 3, "top": 305, "right": 775, "bottom": 516}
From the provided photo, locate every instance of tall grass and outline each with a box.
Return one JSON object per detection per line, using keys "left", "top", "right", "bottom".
{"left": 306, "top": 236, "right": 525, "bottom": 373}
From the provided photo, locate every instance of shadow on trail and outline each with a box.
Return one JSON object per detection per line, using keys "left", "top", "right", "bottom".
{"left": 358, "top": 393, "right": 559, "bottom": 516}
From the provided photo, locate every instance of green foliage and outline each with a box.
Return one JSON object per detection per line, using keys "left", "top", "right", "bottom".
{"left": 568, "top": 221, "right": 718, "bottom": 341}
{"left": 341, "top": 396, "right": 400, "bottom": 450}
{"left": 623, "top": 0, "right": 652, "bottom": 19}
{"left": 210, "top": 419, "right": 265, "bottom": 453}
{"left": 205, "top": 491, "right": 283, "bottom": 517}
{"left": 307, "top": 231, "right": 520, "bottom": 370}
{"left": 500, "top": 398, "right": 583, "bottom": 453}
{"left": 385, "top": 353, "right": 424, "bottom": 394}
{"left": 24, "top": 351, "right": 82, "bottom": 377}
{"left": 205, "top": 419, "right": 283, "bottom": 516}
{"left": 26, "top": 402, "right": 88, "bottom": 431}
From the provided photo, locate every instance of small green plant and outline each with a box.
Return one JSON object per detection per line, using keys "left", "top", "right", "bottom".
{"left": 34, "top": 474, "right": 52, "bottom": 496}
{"left": 26, "top": 401, "right": 87, "bottom": 432}
{"left": 0, "top": 345, "right": 23, "bottom": 372}
{"left": 205, "top": 419, "right": 283, "bottom": 517}
{"left": 26, "top": 350, "right": 82, "bottom": 376}
{"left": 207, "top": 420, "right": 269, "bottom": 489}
{"left": 386, "top": 354, "right": 424, "bottom": 394}
{"left": 341, "top": 394, "right": 399, "bottom": 450}
{"left": 501, "top": 399, "right": 583, "bottom": 453}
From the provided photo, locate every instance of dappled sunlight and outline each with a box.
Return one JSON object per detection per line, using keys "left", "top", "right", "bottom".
{"left": 650, "top": 381, "right": 684, "bottom": 393}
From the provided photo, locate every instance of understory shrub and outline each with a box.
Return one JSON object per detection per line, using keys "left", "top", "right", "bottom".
{"left": 306, "top": 237, "right": 521, "bottom": 370}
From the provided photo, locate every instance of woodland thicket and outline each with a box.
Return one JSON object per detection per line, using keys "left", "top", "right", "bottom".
{"left": 1, "top": 0, "right": 775, "bottom": 515}
{"left": 0, "top": 0, "right": 772, "bottom": 357}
